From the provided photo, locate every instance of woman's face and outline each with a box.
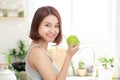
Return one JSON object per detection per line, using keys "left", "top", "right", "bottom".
{"left": 38, "top": 15, "right": 59, "bottom": 42}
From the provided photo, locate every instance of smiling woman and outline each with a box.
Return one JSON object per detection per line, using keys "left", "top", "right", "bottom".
{"left": 25, "top": 6, "right": 80, "bottom": 80}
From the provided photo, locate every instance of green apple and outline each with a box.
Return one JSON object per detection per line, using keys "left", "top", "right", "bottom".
{"left": 67, "top": 35, "right": 79, "bottom": 47}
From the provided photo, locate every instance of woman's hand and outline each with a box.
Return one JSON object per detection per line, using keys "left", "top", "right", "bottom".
{"left": 66, "top": 42, "right": 80, "bottom": 58}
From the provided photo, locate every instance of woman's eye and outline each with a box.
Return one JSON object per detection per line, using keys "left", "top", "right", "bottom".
{"left": 45, "top": 24, "right": 50, "bottom": 27}
{"left": 55, "top": 25, "right": 59, "bottom": 28}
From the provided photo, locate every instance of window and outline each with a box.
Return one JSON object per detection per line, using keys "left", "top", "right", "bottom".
{"left": 71, "top": 0, "right": 114, "bottom": 57}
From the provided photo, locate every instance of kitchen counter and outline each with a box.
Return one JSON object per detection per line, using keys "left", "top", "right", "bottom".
{"left": 66, "top": 76, "right": 97, "bottom": 80}
{"left": 66, "top": 76, "right": 120, "bottom": 80}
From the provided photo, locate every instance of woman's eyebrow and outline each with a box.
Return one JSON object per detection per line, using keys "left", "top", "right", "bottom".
{"left": 45, "top": 21, "right": 59, "bottom": 25}
{"left": 45, "top": 21, "right": 51, "bottom": 24}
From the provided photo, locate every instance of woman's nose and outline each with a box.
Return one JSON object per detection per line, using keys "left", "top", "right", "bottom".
{"left": 50, "top": 27, "right": 55, "bottom": 33}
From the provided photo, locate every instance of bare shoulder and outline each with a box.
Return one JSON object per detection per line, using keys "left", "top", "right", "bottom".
{"left": 28, "top": 46, "right": 51, "bottom": 64}
{"left": 29, "top": 46, "right": 45, "bottom": 60}
{"left": 28, "top": 46, "right": 53, "bottom": 73}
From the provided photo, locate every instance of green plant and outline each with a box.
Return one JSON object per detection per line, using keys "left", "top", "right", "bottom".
{"left": 98, "top": 56, "right": 114, "bottom": 69}
{"left": 70, "top": 61, "right": 75, "bottom": 75}
{"left": 9, "top": 39, "right": 27, "bottom": 62}
{"left": 78, "top": 61, "right": 85, "bottom": 69}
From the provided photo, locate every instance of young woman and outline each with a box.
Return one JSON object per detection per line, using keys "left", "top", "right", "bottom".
{"left": 25, "top": 6, "right": 80, "bottom": 80}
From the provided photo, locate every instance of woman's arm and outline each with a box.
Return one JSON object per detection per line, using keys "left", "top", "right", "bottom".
{"left": 56, "top": 42, "right": 79, "bottom": 80}
{"left": 29, "top": 43, "right": 79, "bottom": 80}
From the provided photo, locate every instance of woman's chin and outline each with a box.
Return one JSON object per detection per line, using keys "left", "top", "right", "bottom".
{"left": 48, "top": 40, "right": 54, "bottom": 42}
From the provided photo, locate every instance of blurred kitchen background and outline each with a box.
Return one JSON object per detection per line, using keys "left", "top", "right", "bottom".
{"left": 0, "top": 0, "right": 120, "bottom": 80}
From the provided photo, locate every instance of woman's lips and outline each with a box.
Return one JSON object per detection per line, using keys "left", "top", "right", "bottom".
{"left": 47, "top": 34, "right": 55, "bottom": 39}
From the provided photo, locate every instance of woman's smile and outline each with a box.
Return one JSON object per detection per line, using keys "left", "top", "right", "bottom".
{"left": 46, "top": 34, "right": 56, "bottom": 40}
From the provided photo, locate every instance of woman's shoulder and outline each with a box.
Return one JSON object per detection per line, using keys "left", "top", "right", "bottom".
{"left": 29, "top": 44, "right": 44, "bottom": 56}
{"left": 28, "top": 43, "right": 52, "bottom": 62}
{"left": 28, "top": 44, "right": 47, "bottom": 65}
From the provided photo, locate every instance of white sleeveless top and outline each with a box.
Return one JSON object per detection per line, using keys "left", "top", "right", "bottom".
{"left": 25, "top": 44, "right": 59, "bottom": 80}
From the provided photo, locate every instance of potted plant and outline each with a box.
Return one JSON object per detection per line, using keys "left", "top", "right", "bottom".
{"left": 9, "top": 39, "right": 27, "bottom": 72}
{"left": 97, "top": 56, "right": 114, "bottom": 80}
{"left": 77, "top": 60, "right": 87, "bottom": 76}
{"left": 98, "top": 56, "right": 114, "bottom": 69}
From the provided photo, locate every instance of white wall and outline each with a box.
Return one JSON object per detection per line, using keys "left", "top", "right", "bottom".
{"left": 0, "top": 0, "right": 30, "bottom": 52}
{"left": 113, "top": 0, "right": 120, "bottom": 78}
{"left": 115, "top": 0, "right": 120, "bottom": 61}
